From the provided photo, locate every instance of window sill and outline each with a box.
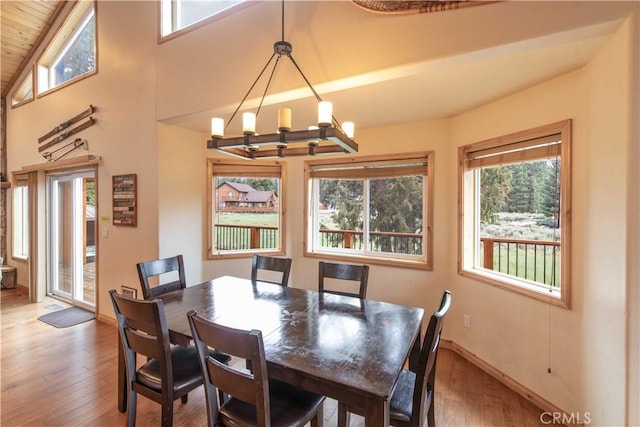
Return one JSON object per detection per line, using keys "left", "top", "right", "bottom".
{"left": 304, "top": 250, "right": 432, "bottom": 271}
{"left": 458, "top": 268, "right": 569, "bottom": 309}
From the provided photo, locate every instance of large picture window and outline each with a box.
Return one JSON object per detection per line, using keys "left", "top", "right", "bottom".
{"left": 458, "top": 120, "right": 572, "bottom": 307}
{"left": 305, "top": 152, "right": 433, "bottom": 270}
{"left": 207, "top": 159, "right": 284, "bottom": 259}
{"left": 37, "top": 1, "right": 96, "bottom": 95}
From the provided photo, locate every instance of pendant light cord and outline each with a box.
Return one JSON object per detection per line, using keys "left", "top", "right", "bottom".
{"left": 227, "top": 0, "right": 341, "bottom": 131}
{"left": 281, "top": 0, "right": 285, "bottom": 42}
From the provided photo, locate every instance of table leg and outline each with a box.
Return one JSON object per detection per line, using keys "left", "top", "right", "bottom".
{"left": 118, "top": 335, "right": 127, "bottom": 413}
{"left": 364, "top": 399, "right": 389, "bottom": 427}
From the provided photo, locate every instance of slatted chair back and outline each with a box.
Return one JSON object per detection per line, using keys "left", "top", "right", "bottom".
{"left": 251, "top": 254, "right": 292, "bottom": 287}
{"left": 318, "top": 261, "right": 369, "bottom": 299}
{"left": 188, "top": 311, "right": 272, "bottom": 425}
{"left": 411, "top": 290, "right": 451, "bottom": 427}
{"left": 137, "top": 254, "right": 186, "bottom": 300}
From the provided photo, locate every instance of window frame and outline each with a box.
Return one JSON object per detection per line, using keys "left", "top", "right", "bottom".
{"left": 36, "top": 1, "right": 97, "bottom": 97}
{"left": 206, "top": 158, "right": 286, "bottom": 260}
{"left": 458, "top": 119, "right": 572, "bottom": 308}
{"left": 11, "top": 174, "right": 31, "bottom": 261}
{"left": 10, "top": 68, "right": 34, "bottom": 108}
{"left": 304, "top": 152, "right": 434, "bottom": 270}
{"left": 158, "top": 0, "right": 252, "bottom": 43}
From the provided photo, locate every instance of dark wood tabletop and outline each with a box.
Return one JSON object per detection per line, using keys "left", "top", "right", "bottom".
{"left": 119, "top": 276, "right": 425, "bottom": 426}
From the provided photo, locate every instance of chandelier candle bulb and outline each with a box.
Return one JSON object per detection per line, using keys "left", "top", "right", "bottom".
{"left": 278, "top": 108, "right": 292, "bottom": 132}
{"left": 243, "top": 112, "right": 256, "bottom": 135}
{"left": 342, "top": 122, "right": 355, "bottom": 139}
{"left": 211, "top": 118, "right": 224, "bottom": 138}
{"left": 318, "top": 101, "right": 333, "bottom": 127}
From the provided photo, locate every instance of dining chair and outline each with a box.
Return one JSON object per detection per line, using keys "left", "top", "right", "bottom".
{"left": 251, "top": 254, "right": 293, "bottom": 287}
{"left": 110, "top": 289, "right": 228, "bottom": 427}
{"left": 137, "top": 254, "right": 186, "bottom": 300}
{"left": 187, "top": 309, "right": 326, "bottom": 427}
{"left": 136, "top": 255, "right": 232, "bottom": 392}
{"left": 318, "top": 261, "right": 369, "bottom": 299}
{"left": 338, "top": 290, "right": 452, "bottom": 427}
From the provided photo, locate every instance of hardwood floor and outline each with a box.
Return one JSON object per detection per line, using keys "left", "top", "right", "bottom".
{"left": 1, "top": 287, "right": 546, "bottom": 426}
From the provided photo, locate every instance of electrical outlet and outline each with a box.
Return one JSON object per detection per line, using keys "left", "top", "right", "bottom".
{"left": 463, "top": 314, "right": 471, "bottom": 328}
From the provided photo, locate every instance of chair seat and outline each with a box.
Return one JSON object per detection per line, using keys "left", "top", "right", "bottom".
{"left": 138, "top": 346, "right": 229, "bottom": 393}
{"left": 389, "top": 369, "right": 416, "bottom": 422}
{"left": 219, "top": 379, "right": 325, "bottom": 427}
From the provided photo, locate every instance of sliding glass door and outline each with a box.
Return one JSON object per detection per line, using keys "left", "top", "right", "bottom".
{"left": 47, "top": 170, "right": 96, "bottom": 310}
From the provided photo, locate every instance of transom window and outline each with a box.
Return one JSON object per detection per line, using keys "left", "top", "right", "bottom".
{"left": 11, "top": 70, "right": 34, "bottom": 107}
{"left": 37, "top": 1, "right": 96, "bottom": 95}
{"left": 160, "top": 0, "right": 246, "bottom": 38}
{"left": 207, "top": 159, "right": 284, "bottom": 259}
{"left": 305, "top": 152, "right": 433, "bottom": 270}
{"left": 458, "top": 120, "right": 572, "bottom": 308}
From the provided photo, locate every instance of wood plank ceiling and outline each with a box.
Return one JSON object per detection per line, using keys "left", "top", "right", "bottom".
{"left": 1, "top": 0, "right": 64, "bottom": 97}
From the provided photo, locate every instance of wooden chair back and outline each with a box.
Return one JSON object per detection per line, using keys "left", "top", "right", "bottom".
{"left": 188, "top": 310, "right": 271, "bottom": 426}
{"left": 137, "top": 254, "right": 186, "bottom": 299}
{"left": 412, "top": 290, "right": 451, "bottom": 427}
{"left": 110, "top": 289, "right": 206, "bottom": 427}
{"left": 109, "top": 290, "right": 173, "bottom": 407}
{"left": 318, "top": 261, "right": 369, "bottom": 299}
{"left": 251, "top": 254, "right": 292, "bottom": 287}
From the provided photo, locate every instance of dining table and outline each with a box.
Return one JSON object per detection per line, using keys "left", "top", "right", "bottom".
{"left": 117, "top": 275, "right": 425, "bottom": 427}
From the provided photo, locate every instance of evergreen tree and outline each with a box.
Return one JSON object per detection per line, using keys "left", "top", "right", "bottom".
{"left": 541, "top": 159, "right": 561, "bottom": 227}
{"left": 319, "top": 179, "right": 363, "bottom": 230}
{"left": 507, "top": 164, "right": 529, "bottom": 212}
{"left": 480, "top": 166, "right": 512, "bottom": 224}
{"left": 369, "top": 177, "right": 423, "bottom": 252}
{"left": 246, "top": 178, "right": 274, "bottom": 192}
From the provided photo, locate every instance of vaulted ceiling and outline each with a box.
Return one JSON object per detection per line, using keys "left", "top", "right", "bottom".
{"left": 1, "top": 0, "right": 64, "bottom": 97}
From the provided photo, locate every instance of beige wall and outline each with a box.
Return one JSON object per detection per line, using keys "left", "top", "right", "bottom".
{"left": 447, "top": 16, "right": 635, "bottom": 424}
{"left": 4, "top": 1, "right": 638, "bottom": 424}
{"left": 6, "top": 1, "right": 160, "bottom": 314}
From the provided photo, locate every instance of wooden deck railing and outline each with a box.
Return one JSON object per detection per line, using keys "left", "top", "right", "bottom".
{"left": 215, "top": 224, "right": 279, "bottom": 250}
{"left": 214, "top": 225, "right": 559, "bottom": 287}
{"left": 318, "top": 229, "right": 424, "bottom": 255}
{"left": 480, "top": 237, "right": 560, "bottom": 288}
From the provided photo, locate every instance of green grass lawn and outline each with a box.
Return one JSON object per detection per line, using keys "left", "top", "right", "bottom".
{"left": 215, "top": 212, "right": 278, "bottom": 227}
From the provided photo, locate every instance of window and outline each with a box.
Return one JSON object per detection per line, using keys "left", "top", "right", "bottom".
{"left": 12, "top": 176, "right": 30, "bottom": 260}
{"left": 207, "top": 158, "right": 284, "bottom": 258}
{"left": 458, "top": 120, "right": 572, "bottom": 308}
{"left": 37, "top": 1, "right": 96, "bottom": 95}
{"left": 160, "top": 0, "right": 247, "bottom": 38}
{"left": 11, "top": 70, "right": 34, "bottom": 107}
{"left": 305, "top": 152, "right": 433, "bottom": 270}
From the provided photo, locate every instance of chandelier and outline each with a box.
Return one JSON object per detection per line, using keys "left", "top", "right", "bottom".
{"left": 207, "top": 0, "right": 358, "bottom": 159}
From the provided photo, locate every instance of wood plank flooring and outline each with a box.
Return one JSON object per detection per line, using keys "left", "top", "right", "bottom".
{"left": 1, "top": 287, "right": 546, "bottom": 426}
